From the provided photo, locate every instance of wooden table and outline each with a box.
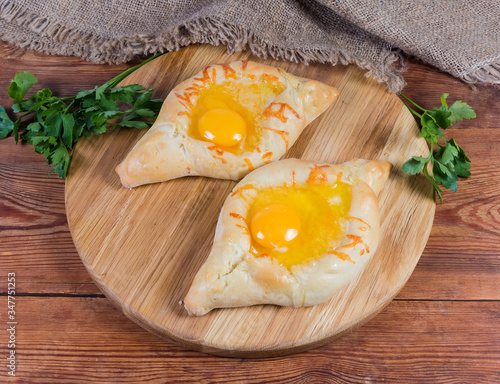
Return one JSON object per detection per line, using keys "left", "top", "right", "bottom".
{"left": 0, "top": 41, "right": 499, "bottom": 383}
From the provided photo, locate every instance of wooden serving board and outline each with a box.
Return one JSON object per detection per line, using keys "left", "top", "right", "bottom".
{"left": 65, "top": 44, "right": 435, "bottom": 357}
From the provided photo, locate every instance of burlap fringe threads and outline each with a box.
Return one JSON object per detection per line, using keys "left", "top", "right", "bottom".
{"left": 1, "top": 1, "right": 499, "bottom": 92}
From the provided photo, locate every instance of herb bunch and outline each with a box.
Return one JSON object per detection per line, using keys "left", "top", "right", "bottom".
{"left": 0, "top": 52, "right": 165, "bottom": 178}
{"left": 399, "top": 93, "right": 475, "bottom": 202}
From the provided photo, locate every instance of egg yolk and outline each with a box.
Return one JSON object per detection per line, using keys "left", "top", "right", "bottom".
{"left": 250, "top": 204, "right": 301, "bottom": 251}
{"left": 247, "top": 182, "right": 352, "bottom": 268}
{"left": 187, "top": 78, "right": 286, "bottom": 153}
{"left": 198, "top": 108, "right": 246, "bottom": 147}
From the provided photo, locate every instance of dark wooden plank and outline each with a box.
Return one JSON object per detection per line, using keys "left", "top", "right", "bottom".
{"left": 0, "top": 297, "right": 498, "bottom": 383}
{"left": 402, "top": 61, "right": 500, "bottom": 130}
{"left": 0, "top": 137, "right": 99, "bottom": 295}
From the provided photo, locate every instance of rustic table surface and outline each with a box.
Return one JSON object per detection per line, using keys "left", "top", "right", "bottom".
{"left": 0, "top": 41, "right": 499, "bottom": 383}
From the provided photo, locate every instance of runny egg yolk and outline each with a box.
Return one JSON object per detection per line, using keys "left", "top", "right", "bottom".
{"left": 188, "top": 79, "right": 286, "bottom": 152}
{"left": 250, "top": 204, "right": 301, "bottom": 251}
{"left": 247, "top": 182, "right": 352, "bottom": 268}
{"left": 198, "top": 100, "right": 246, "bottom": 147}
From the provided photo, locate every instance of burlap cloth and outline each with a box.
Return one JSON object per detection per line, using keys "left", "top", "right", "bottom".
{"left": 1, "top": 0, "right": 499, "bottom": 92}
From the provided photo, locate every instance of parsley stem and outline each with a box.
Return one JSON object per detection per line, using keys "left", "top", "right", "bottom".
{"left": 423, "top": 163, "right": 442, "bottom": 203}
{"left": 106, "top": 51, "right": 167, "bottom": 89}
{"left": 400, "top": 99, "right": 422, "bottom": 118}
{"left": 398, "top": 93, "right": 427, "bottom": 113}
{"left": 64, "top": 100, "right": 75, "bottom": 114}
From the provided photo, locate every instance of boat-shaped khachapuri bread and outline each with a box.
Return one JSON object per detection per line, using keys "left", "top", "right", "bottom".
{"left": 116, "top": 61, "right": 339, "bottom": 188}
{"left": 184, "top": 158, "right": 392, "bottom": 316}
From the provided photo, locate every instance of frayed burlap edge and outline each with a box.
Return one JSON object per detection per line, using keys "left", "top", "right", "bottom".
{"left": 0, "top": 1, "right": 409, "bottom": 91}
{"left": 459, "top": 61, "right": 500, "bottom": 86}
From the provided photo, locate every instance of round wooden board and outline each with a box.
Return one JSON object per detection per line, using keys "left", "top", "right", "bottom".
{"left": 66, "top": 44, "right": 435, "bottom": 357}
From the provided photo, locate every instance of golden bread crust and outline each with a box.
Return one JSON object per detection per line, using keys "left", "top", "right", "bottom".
{"left": 184, "top": 158, "right": 392, "bottom": 316}
{"left": 115, "top": 61, "right": 339, "bottom": 188}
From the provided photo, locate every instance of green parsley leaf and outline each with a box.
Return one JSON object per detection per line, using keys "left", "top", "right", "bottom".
{"left": 432, "top": 159, "right": 458, "bottom": 192}
{"left": 401, "top": 156, "right": 428, "bottom": 175}
{"left": 0, "top": 106, "right": 15, "bottom": 139}
{"left": 440, "top": 93, "right": 449, "bottom": 108}
{"left": 12, "top": 119, "right": 21, "bottom": 144}
{"left": 448, "top": 100, "right": 477, "bottom": 124}
{"left": 134, "top": 108, "right": 156, "bottom": 117}
{"left": 399, "top": 93, "right": 474, "bottom": 203}
{"left": 118, "top": 120, "right": 150, "bottom": 129}
{"left": 440, "top": 140, "right": 458, "bottom": 165}
{"left": 8, "top": 71, "right": 38, "bottom": 103}
{"left": 430, "top": 108, "right": 452, "bottom": 129}
{"left": 94, "top": 84, "right": 108, "bottom": 101}
{"left": 61, "top": 114, "right": 75, "bottom": 148}
{"left": 44, "top": 112, "right": 63, "bottom": 137}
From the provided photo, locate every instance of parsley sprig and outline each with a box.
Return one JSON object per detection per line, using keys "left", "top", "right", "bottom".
{"left": 399, "top": 93, "right": 475, "bottom": 203}
{"left": 0, "top": 52, "right": 165, "bottom": 178}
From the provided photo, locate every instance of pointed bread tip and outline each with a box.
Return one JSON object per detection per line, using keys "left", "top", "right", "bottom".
{"left": 354, "top": 159, "right": 392, "bottom": 194}
{"left": 115, "top": 161, "right": 133, "bottom": 189}
{"left": 184, "top": 289, "right": 211, "bottom": 316}
{"left": 298, "top": 78, "right": 339, "bottom": 123}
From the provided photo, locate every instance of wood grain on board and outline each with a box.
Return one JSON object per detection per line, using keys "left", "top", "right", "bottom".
{"left": 65, "top": 45, "right": 435, "bottom": 356}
